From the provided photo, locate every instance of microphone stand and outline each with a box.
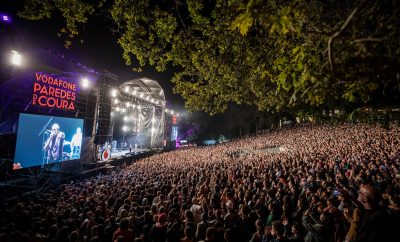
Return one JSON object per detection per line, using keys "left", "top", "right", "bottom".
{"left": 39, "top": 117, "right": 53, "bottom": 165}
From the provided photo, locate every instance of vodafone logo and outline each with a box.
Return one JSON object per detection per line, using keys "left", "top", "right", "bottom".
{"left": 101, "top": 149, "right": 111, "bottom": 161}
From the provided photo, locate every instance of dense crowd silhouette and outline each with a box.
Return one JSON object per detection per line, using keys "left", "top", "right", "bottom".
{"left": 1, "top": 123, "right": 400, "bottom": 242}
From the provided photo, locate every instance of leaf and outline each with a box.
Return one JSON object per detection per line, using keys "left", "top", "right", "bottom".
{"left": 231, "top": 11, "right": 254, "bottom": 36}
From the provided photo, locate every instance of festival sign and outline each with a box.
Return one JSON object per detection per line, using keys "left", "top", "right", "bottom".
{"left": 32, "top": 72, "right": 77, "bottom": 110}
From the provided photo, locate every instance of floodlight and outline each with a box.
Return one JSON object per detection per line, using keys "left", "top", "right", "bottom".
{"left": 10, "top": 50, "right": 22, "bottom": 66}
{"left": 80, "top": 78, "right": 90, "bottom": 89}
{"left": 111, "top": 89, "right": 118, "bottom": 97}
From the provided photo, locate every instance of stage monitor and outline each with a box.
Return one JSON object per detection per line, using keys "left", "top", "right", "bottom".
{"left": 14, "top": 113, "right": 84, "bottom": 169}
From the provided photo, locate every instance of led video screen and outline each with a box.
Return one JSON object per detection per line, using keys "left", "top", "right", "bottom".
{"left": 171, "top": 126, "right": 178, "bottom": 141}
{"left": 14, "top": 113, "right": 84, "bottom": 169}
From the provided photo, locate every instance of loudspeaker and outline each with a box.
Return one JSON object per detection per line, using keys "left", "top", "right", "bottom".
{"left": 94, "top": 86, "right": 112, "bottom": 144}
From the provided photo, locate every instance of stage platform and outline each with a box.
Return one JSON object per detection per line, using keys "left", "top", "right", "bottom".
{"left": 99, "top": 148, "right": 150, "bottom": 162}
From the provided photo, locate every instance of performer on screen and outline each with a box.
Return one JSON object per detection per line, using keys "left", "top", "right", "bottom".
{"left": 70, "top": 127, "right": 82, "bottom": 159}
{"left": 43, "top": 123, "right": 65, "bottom": 163}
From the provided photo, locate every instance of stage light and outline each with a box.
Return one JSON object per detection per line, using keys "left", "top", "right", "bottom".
{"left": 126, "top": 102, "right": 130, "bottom": 107}
{"left": 122, "top": 126, "right": 128, "bottom": 131}
{"left": 151, "top": 127, "right": 156, "bottom": 133}
{"left": 171, "top": 110, "right": 174, "bottom": 115}
{"left": 10, "top": 50, "right": 22, "bottom": 66}
{"left": 140, "top": 93, "right": 144, "bottom": 97}
{"left": 133, "top": 90, "right": 137, "bottom": 95}
{"left": 124, "top": 86, "right": 130, "bottom": 93}
{"left": 114, "top": 99, "right": 119, "bottom": 104}
{"left": 176, "top": 113, "right": 179, "bottom": 117}
{"left": 152, "top": 118, "right": 156, "bottom": 123}
{"left": 122, "top": 108, "right": 126, "bottom": 112}
{"left": 80, "top": 78, "right": 90, "bottom": 88}
{"left": 116, "top": 107, "right": 120, "bottom": 111}
{"left": 165, "top": 108, "right": 169, "bottom": 112}
{"left": 111, "top": 89, "right": 118, "bottom": 97}
{"left": 146, "top": 96, "right": 150, "bottom": 100}
{"left": 123, "top": 116, "right": 128, "bottom": 121}
{"left": 0, "top": 14, "right": 11, "bottom": 23}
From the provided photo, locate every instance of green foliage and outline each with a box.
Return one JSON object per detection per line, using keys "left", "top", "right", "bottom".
{"left": 19, "top": 0, "right": 94, "bottom": 48}
{"left": 19, "top": 0, "right": 400, "bottom": 114}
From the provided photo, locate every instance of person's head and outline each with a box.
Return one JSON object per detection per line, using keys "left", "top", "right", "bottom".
{"left": 184, "top": 210, "right": 194, "bottom": 221}
{"left": 57, "top": 226, "right": 69, "bottom": 240}
{"left": 357, "top": 184, "right": 382, "bottom": 209}
{"left": 226, "top": 200, "right": 234, "bottom": 212}
{"left": 205, "top": 227, "right": 217, "bottom": 241}
{"left": 224, "top": 228, "right": 233, "bottom": 241}
{"left": 184, "top": 226, "right": 193, "bottom": 238}
{"left": 255, "top": 219, "right": 263, "bottom": 232}
{"left": 201, "top": 212, "right": 208, "bottom": 222}
{"left": 291, "top": 222, "right": 301, "bottom": 235}
{"left": 69, "top": 230, "right": 79, "bottom": 242}
{"left": 158, "top": 213, "right": 167, "bottom": 224}
{"left": 319, "top": 211, "right": 332, "bottom": 226}
{"left": 271, "top": 220, "right": 285, "bottom": 238}
{"left": 52, "top": 123, "right": 60, "bottom": 134}
{"left": 120, "top": 218, "right": 129, "bottom": 230}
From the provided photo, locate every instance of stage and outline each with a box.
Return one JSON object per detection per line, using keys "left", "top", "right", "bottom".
{"left": 99, "top": 148, "right": 150, "bottom": 162}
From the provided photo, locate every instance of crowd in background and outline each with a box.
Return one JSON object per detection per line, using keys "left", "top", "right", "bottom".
{"left": 1, "top": 122, "right": 400, "bottom": 242}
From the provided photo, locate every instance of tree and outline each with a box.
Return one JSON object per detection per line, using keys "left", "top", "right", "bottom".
{"left": 19, "top": 0, "right": 400, "bottom": 115}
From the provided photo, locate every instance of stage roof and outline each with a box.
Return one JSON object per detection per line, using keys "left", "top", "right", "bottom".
{"left": 120, "top": 78, "right": 166, "bottom": 105}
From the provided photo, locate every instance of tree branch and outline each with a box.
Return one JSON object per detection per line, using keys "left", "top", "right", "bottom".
{"left": 352, "top": 37, "right": 384, "bottom": 44}
{"left": 327, "top": 1, "right": 366, "bottom": 73}
{"left": 174, "top": 0, "right": 186, "bottom": 31}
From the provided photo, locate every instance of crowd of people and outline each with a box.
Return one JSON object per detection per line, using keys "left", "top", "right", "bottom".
{"left": 1, "top": 122, "right": 400, "bottom": 242}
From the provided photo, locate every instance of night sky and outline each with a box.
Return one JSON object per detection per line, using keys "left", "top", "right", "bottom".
{"left": 0, "top": 0, "right": 185, "bottom": 110}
